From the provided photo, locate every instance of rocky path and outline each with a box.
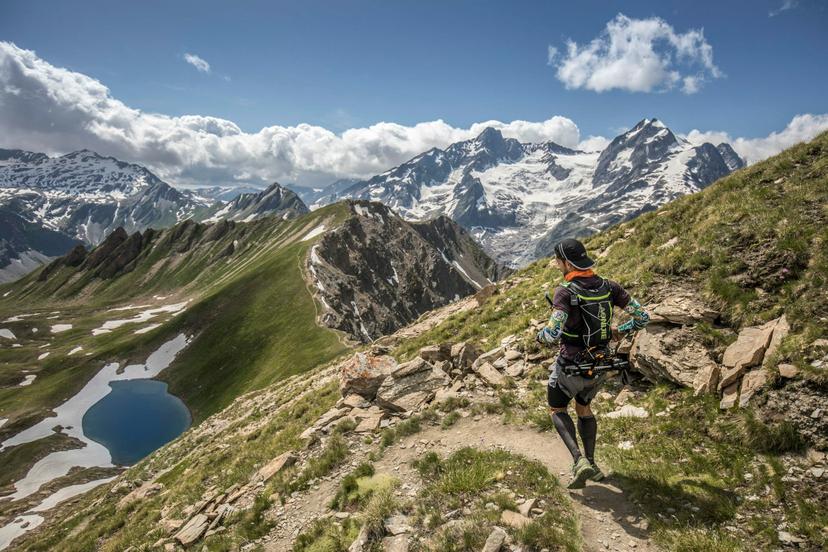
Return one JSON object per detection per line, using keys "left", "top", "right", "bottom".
{"left": 264, "top": 414, "right": 656, "bottom": 552}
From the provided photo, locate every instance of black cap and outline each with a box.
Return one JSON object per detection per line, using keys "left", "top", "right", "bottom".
{"left": 554, "top": 238, "right": 594, "bottom": 270}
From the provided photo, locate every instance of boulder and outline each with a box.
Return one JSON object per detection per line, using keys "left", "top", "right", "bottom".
{"left": 504, "top": 361, "right": 526, "bottom": 378}
{"left": 384, "top": 514, "right": 413, "bottom": 535}
{"left": 475, "top": 362, "right": 506, "bottom": 387}
{"left": 651, "top": 295, "right": 718, "bottom": 325}
{"left": 117, "top": 481, "right": 163, "bottom": 510}
{"left": 762, "top": 315, "right": 789, "bottom": 368}
{"left": 629, "top": 325, "right": 717, "bottom": 387}
{"left": 349, "top": 524, "right": 370, "bottom": 552}
{"left": 174, "top": 514, "right": 209, "bottom": 546}
{"left": 721, "top": 320, "right": 777, "bottom": 373}
{"left": 518, "top": 498, "right": 537, "bottom": 517}
{"left": 255, "top": 452, "right": 297, "bottom": 482}
{"left": 720, "top": 382, "right": 739, "bottom": 409}
{"left": 472, "top": 346, "right": 505, "bottom": 371}
{"left": 482, "top": 527, "right": 507, "bottom": 552}
{"left": 315, "top": 407, "right": 349, "bottom": 428}
{"left": 342, "top": 393, "right": 370, "bottom": 409}
{"left": 778, "top": 364, "right": 799, "bottom": 379}
{"left": 605, "top": 405, "right": 648, "bottom": 419}
{"left": 504, "top": 349, "right": 522, "bottom": 362}
{"left": 418, "top": 343, "right": 451, "bottom": 363}
{"left": 382, "top": 535, "right": 409, "bottom": 552}
{"left": 340, "top": 353, "right": 396, "bottom": 399}
{"left": 451, "top": 342, "right": 482, "bottom": 370}
{"left": 375, "top": 360, "right": 450, "bottom": 412}
{"left": 693, "top": 364, "right": 720, "bottom": 396}
{"left": 355, "top": 410, "right": 384, "bottom": 433}
{"left": 500, "top": 509, "right": 531, "bottom": 529}
{"left": 739, "top": 369, "right": 768, "bottom": 407}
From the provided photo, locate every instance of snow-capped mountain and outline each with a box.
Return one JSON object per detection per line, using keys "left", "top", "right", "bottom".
{"left": 204, "top": 182, "right": 308, "bottom": 222}
{"left": 331, "top": 119, "right": 745, "bottom": 266}
{"left": 0, "top": 150, "right": 310, "bottom": 282}
{"left": 293, "top": 178, "right": 361, "bottom": 210}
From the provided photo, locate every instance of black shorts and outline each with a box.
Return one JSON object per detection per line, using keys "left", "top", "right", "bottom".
{"left": 547, "top": 382, "right": 592, "bottom": 408}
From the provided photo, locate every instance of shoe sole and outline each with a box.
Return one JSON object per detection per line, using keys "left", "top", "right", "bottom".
{"left": 567, "top": 465, "right": 597, "bottom": 489}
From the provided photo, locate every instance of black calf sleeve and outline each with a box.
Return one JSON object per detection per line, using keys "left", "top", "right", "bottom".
{"left": 577, "top": 415, "right": 597, "bottom": 463}
{"left": 552, "top": 412, "right": 582, "bottom": 462}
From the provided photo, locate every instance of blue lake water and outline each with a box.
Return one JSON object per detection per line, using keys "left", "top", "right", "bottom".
{"left": 82, "top": 379, "right": 191, "bottom": 466}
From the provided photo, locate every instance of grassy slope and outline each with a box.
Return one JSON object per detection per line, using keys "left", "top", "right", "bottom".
{"left": 387, "top": 132, "right": 828, "bottom": 550}
{"left": 0, "top": 203, "right": 350, "bottom": 430}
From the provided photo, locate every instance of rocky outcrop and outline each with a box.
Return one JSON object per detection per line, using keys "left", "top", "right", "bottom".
{"left": 375, "top": 358, "right": 450, "bottom": 412}
{"left": 308, "top": 202, "right": 503, "bottom": 343}
{"left": 339, "top": 353, "right": 396, "bottom": 400}
{"left": 630, "top": 324, "right": 718, "bottom": 387}
{"left": 627, "top": 292, "right": 790, "bottom": 409}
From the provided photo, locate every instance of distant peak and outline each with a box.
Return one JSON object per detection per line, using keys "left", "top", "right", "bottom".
{"left": 632, "top": 118, "right": 665, "bottom": 131}
{"left": 64, "top": 149, "right": 102, "bottom": 159}
{"left": 475, "top": 126, "right": 504, "bottom": 143}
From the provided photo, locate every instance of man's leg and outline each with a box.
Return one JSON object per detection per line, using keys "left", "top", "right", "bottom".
{"left": 574, "top": 401, "right": 597, "bottom": 463}
{"left": 548, "top": 384, "right": 581, "bottom": 462}
{"left": 575, "top": 399, "right": 604, "bottom": 481}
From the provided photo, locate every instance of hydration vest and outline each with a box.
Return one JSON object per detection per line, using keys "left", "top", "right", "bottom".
{"left": 560, "top": 278, "right": 614, "bottom": 349}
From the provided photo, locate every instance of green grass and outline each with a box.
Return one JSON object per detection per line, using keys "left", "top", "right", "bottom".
{"left": 412, "top": 447, "right": 580, "bottom": 552}
{"left": 0, "top": 203, "right": 351, "bottom": 430}
{"left": 563, "top": 385, "right": 826, "bottom": 551}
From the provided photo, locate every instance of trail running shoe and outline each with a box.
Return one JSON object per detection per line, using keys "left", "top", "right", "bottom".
{"left": 567, "top": 457, "right": 596, "bottom": 489}
{"left": 589, "top": 462, "right": 605, "bottom": 481}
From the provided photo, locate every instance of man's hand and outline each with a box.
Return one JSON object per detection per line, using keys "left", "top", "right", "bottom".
{"left": 611, "top": 326, "right": 623, "bottom": 342}
{"left": 537, "top": 326, "right": 560, "bottom": 346}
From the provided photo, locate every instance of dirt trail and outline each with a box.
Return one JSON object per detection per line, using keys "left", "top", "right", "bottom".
{"left": 265, "top": 414, "right": 656, "bottom": 552}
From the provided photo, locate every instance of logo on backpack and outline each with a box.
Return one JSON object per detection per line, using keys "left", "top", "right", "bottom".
{"left": 561, "top": 279, "right": 614, "bottom": 349}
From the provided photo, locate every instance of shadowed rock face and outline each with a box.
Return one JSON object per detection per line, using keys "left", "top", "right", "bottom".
{"left": 308, "top": 201, "right": 505, "bottom": 343}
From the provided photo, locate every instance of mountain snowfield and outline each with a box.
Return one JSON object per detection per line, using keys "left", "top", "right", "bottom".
{"left": 327, "top": 119, "right": 744, "bottom": 266}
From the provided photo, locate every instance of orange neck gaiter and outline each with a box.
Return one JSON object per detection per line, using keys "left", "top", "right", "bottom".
{"left": 564, "top": 269, "right": 595, "bottom": 281}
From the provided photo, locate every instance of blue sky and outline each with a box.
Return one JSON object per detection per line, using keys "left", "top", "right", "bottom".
{"left": 1, "top": 0, "right": 826, "bottom": 187}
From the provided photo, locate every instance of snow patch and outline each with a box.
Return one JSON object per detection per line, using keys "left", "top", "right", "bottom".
{"left": 37, "top": 352, "right": 49, "bottom": 360}
{"left": 92, "top": 302, "right": 188, "bottom": 335}
{"left": 31, "top": 477, "right": 117, "bottom": 513}
{"left": 0, "top": 329, "right": 16, "bottom": 340}
{"left": 300, "top": 224, "right": 327, "bottom": 241}
{"left": 68, "top": 346, "right": 83, "bottom": 356}
{"left": 18, "top": 375, "right": 36, "bottom": 387}
{"left": 50, "top": 324, "right": 72, "bottom": 333}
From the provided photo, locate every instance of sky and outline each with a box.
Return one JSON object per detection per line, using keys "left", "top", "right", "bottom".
{"left": 1, "top": 0, "right": 826, "bottom": 188}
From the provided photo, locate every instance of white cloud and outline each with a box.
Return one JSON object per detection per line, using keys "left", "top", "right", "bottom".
{"left": 0, "top": 42, "right": 583, "bottom": 188}
{"left": 577, "top": 135, "right": 611, "bottom": 152}
{"left": 684, "top": 113, "right": 828, "bottom": 164}
{"left": 546, "top": 45, "right": 558, "bottom": 66}
{"left": 551, "top": 14, "right": 722, "bottom": 94}
{"left": 769, "top": 0, "right": 798, "bottom": 17}
{"left": 183, "top": 53, "right": 210, "bottom": 74}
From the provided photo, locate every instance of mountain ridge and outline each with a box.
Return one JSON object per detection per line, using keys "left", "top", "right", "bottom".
{"left": 325, "top": 118, "right": 745, "bottom": 266}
